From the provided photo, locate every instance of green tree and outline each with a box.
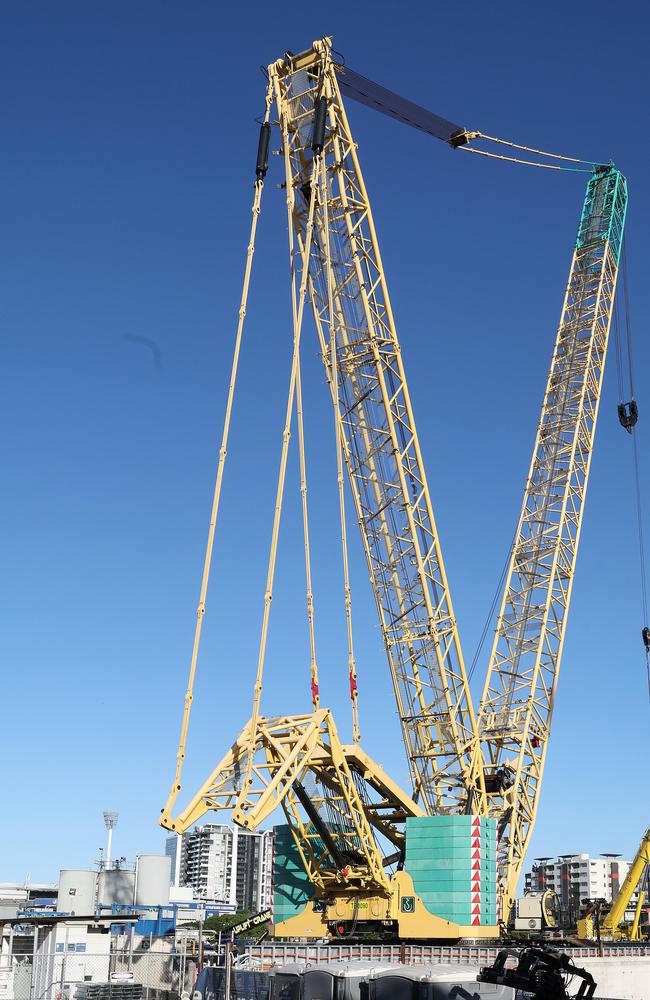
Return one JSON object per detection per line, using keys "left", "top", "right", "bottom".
{"left": 204, "top": 909, "right": 251, "bottom": 933}
{"left": 204, "top": 909, "right": 270, "bottom": 943}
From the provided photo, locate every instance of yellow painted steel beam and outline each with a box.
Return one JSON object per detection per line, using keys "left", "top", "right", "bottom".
{"left": 161, "top": 709, "right": 392, "bottom": 894}
{"left": 602, "top": 825, "right": 650, "bottom": 937}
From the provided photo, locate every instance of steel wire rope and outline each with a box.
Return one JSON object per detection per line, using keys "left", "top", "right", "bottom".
{"left": 318, "top": 137, "right": 361, "bottom": 742}
{"left": 613, "top": 293, "right": 625, "bottom": 402}
{"left": 632, "top": 428, "right": 649, "bottom": 630}
{"left": 472, "top": 131, "right": 595, "bottom": 164}
{"left": 243, "top": 103, "right": 323, "bottom": 790}
{"left": 459, "top": 146, "right": 593, "bottom": 172}
{"left": 295, "top": 320, "right": 320, "bottom": 710}
{"left": 621, "top": 239, "right": 650, "bottom": 703}
{"left": 467, "top": 528, "right": 518, "bottom": 685}
{"left": 621, "top": 237, "right": 636, "bottom": 398}
{"left": 162, "top": 82, "right": 274, "bottom": 821}
{"left": 460, "top": 130, "right": 596, "bottom": 172}
{"left": 615, "top": 236, "right": 649, "bottom": 703}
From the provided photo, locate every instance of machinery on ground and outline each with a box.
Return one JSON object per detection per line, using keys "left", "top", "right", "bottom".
{"left": 478, "top": 946, "right": 596, "bottom": 999}
{"left": 513, "top": 891, "right": 559, "bottom": 933}
{"left": 160, "top": 37, "right": 629, "bottom": 939}
{"left": 577, "top": 824, "right": 650, "bottom": 941}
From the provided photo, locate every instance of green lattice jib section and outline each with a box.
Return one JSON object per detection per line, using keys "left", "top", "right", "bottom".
{"left": 576, "top": 164, "right": 628, "bottom": 263}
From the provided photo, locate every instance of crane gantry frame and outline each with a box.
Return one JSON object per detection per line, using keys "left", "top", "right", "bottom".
{"left": 160, "top": 37, "right": 629, "bottom": 935}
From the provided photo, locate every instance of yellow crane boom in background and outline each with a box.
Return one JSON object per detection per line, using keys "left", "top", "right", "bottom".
{"left": 578, "top": 826, "right": 650, "bottom": 941}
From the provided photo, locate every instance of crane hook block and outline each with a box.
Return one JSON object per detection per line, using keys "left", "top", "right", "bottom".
{"left": 618, "top": 399, "right": 638, "bottom": 433}
{"left": 256, "top": 123, "right": 271, "bottom": 179}
{"left": 312, "top": 97, "right": 328, "bottom": 153}
{"left": 642, "top": 626, "right": 650, "bottom": 652}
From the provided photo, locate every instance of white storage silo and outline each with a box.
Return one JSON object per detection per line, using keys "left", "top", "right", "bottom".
{"left": 97, "top": 868, "right": 136, "bottom": 906}
{"left": 58, "top": 869, "right": 97, "bottom": 916}
{"left": 135, "top": 855, "right": 171, "bottom": 906}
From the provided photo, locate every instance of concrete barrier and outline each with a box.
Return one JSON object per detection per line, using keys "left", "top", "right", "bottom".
{"left": 578, "top": 956, "right": 650, "bottom": 1000}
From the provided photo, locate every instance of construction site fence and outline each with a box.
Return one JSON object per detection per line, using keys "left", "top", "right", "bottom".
{"left": 4, "top": 951, "right": 198, "bottom": 1000}
{"left": 5, "top": 943, "right": 650, "bottom": 1000}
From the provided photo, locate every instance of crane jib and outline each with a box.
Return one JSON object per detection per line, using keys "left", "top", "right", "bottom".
{"left": 477, "top": 161, "right": 628, "bottom": 911}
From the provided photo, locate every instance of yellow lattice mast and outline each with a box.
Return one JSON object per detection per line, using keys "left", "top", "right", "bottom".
{"left": 279, "top": 39, "right": 482, "bottom": 816}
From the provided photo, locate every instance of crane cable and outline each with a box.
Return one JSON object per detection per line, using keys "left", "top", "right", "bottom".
{"left": 162, "top": 84, "right": 275, "bottom": 820}
{"left": 460, "top": 146, "right": 592, "bottom": 173}
{"left": 459, "top": 132, "right": 596, "bottom": 173}
{"left": 612, "top": 236, "right": 650, "bottom": 704}
{"left": 471, "top": 131, "right": 593, "bottom": 164}
{"left": 243, "top": 108, "right": 323, "bottom": 783}
{"left": 296, "top": 348, "right": 320, "bottom": 710}
{"left": 467, "top": 531, "right": 516, "bottom": 685}
{"left": 318, "top": 135, "right": 361, "bottom": 743}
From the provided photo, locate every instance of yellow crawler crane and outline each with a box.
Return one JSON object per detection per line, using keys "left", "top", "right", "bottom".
{"left": 160, "top": 37, "right": 628, "bottom": 938}
{"left": 577, "top": 826, "right": 650, "bottom": 941}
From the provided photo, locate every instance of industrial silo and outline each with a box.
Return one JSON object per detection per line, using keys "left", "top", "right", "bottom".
{"left": 135, "top": 855, "right": 171, "bottom": 906}
{"left": 97, "top": 868, "right": 136, "bottom": 906}
{"left": 58, "top": 870, "right": 97, "bottom": 916}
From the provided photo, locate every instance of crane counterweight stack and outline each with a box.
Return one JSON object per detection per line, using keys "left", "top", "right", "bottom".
{"left": 160, "top": 37, "right": 630, "bottom": 939}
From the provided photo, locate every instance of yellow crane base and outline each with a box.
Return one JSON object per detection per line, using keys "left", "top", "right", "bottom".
{"left": 270, "top": 870, "right": 498, "bottom": 941}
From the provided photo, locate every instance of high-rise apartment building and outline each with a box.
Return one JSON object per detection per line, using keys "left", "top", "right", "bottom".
{"left": 524, "top": 853, "right": 640, "bottom": 925}
{"left": 235, "top": 828, "right": 274, "bottom": 913}
{"left": 170, "top": 824, "right": 274, "bottom": 911}
{"left": 180, "top": 824, "right": 235, "bottom": 903}
{"left": 164, "top": 834, "right": 182, "bottom": 887}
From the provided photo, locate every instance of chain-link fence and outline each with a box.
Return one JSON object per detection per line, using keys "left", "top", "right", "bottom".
{"left": 2, "top": 951, "right": 199, "bottom": 1000}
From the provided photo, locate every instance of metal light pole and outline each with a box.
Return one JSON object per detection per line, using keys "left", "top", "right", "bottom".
{"left": 103, "top": 811, "right": 119, "bottom": 870}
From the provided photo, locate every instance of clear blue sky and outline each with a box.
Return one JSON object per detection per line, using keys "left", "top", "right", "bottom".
{"left": 2, "top": 1, "right": 648, "bottom": 885}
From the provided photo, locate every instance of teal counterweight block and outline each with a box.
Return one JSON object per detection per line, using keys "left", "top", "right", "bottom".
{"left": 406, "top": 858, "right": 495, "bottom": 871}
{"left": 406, "top": 817, "right": 497, "bottom": 846}
{"left": 413, "top": 881, "right": 497, "bottom": 902}
{"left": 419, "top": 903, "right": 497, "bottom": 923}
{"left": 273, "top": 823, "right": 312, "bottom": 919}
{"left": 405, "top": 846, "right": 494, "bottom": 859}
{"left": 406, "top": 816, "right": 496, "bottom": 830}
{"left": 406, "top": 831, "right": 496, "bottom": 845}
{"left": 414, "top": 890, "right": 498, "bottom": 904}
{"left": 406, "top": 873, "right": 494, "bottom": 889}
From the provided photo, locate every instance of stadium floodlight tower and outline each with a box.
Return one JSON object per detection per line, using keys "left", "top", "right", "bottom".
{"left": 103, "top": 811, "right": 119, "bottom": 870}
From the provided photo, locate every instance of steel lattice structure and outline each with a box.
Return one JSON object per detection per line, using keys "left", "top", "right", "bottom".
{"left": 477, "top": 165, "right": 627, "bottom": 909}
{"left": 162, "top": 708, "right": 422, "bottom": 894}
{"left": 271, "top": 40, "right": 481, "bottom": 817}
{"left": 161, "top": 37, "right": 628, "bottom": 930}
